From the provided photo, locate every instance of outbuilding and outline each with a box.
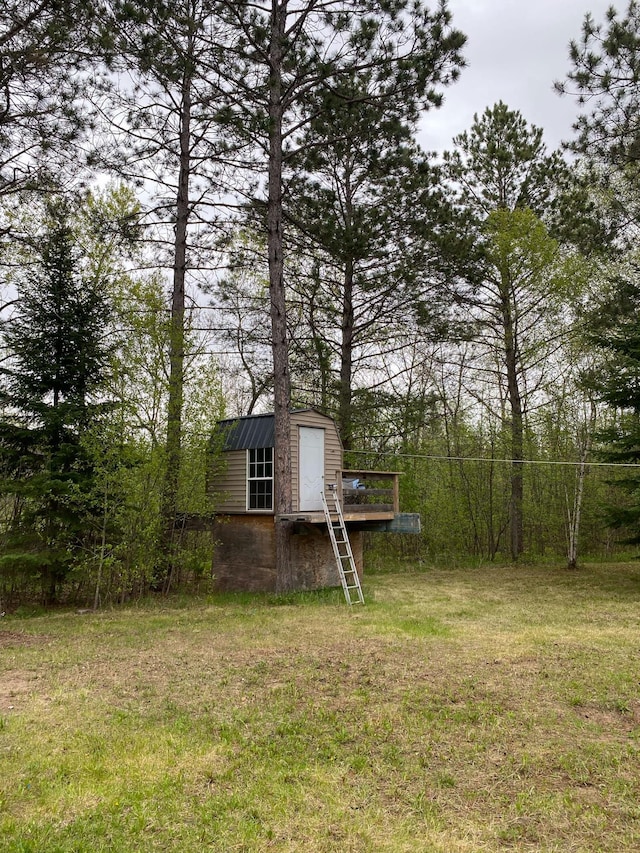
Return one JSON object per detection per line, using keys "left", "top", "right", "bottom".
{"left": 209, "top": 409, "right": 418, "bottom": 592}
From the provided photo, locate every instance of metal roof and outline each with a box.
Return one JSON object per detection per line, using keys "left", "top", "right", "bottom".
{"left": 216, "top": 413, "right": 275, "bottom": 451}
{"left": 215, "top": 409, "right": 332, "bottom": 452}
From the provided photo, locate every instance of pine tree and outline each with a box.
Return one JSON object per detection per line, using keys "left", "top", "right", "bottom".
{"left": 558, "top": 2, "right": 640, "bottom": 171}
{"left": 556, "top": 2, "right": 640, "bottom": 240}
{"left": 584, "top": 273, "right": 640, "bottom": 541}
{"left": 284, "top": 76, "right": 455, "bottom": 450}
{"left": 559, "top": 3, "right": 640, "bottom": 541}
{"left": 215, "top": 0, "right": 465, "bottom": 589}
{"left": 443, "top": 104, "right": 583, "bottom": 561}
{"left": 92, "top": 0, "right": 239, "bottom": 588}
{"left": 0, "top": 198, "right": 113, "bottom": 602}
{"left": 0, "top": 1, "right": 93, "bottom": 208}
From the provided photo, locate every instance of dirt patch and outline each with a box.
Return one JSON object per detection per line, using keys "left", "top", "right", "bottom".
{"left": 577, "top": 700, "right": 640, "bottom": 733}
{"left": 0, "top": 633, "right": 48, "bottom": 712}
{"left": 0, "top": 630, "right": 46, "bottom": 648}
{"left": 0, "top": 671, "right": 37, "bottom": 711}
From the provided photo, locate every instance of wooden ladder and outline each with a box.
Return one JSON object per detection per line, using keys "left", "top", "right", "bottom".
{"left": 321, "top": 484, "right": 365, "bottom": 605}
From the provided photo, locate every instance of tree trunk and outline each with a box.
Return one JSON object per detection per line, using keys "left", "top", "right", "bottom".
{"left": 501, "top": 270, "right": 524, "bottom": 561}
{"left": 268, "top": 0, "right": 294, "bottom": 592}
{"left": 566, "top": 461, "right": 586, "bottom": 570}
{"left": 339, "top": 257, "right": 355, "bottom": 451}
{"left": 310, "top": 298, "right": 330, "bottom": 412}
{"left": 566, "top": 399, "right": 596, "bottom": 570}
{"left": 159, "top": 56, "right": 192, "bottom": 590}
{"left": 93, "top": 481, "right": 109, "bottom": 610}
{"left": 509, "top": 400, "right": 524, "bottom": 561}
{"left": 339, "top": 161, "right": 355, "bottom": 451}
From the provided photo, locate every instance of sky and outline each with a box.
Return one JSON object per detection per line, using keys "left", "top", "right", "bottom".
{"left": 419, "top": 0, "right": 615, "bottom": 155}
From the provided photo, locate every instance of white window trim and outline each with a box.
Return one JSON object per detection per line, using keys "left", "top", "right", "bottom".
{"left": 246, "top": 447, "right": 274, "bottom": 512}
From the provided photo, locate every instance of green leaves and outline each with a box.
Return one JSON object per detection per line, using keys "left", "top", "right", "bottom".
{"left": 4, "top": 205, "right": 112, "bottom": 413}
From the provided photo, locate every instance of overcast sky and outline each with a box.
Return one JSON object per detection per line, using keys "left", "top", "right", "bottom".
{"left": 419, "top": 0, "right": 615, "bottom": 155}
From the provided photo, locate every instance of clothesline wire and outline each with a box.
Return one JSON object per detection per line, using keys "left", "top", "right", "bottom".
{"left": 346, "top": 449, "right": 640, "bottom": 469}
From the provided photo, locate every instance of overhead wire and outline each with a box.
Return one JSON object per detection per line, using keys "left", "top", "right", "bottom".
{"left": 346, "top": 449, "right": 640, "bottom": 469}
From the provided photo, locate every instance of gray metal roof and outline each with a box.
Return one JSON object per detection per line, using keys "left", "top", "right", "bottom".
{"left": 215, "top": 409, "right": 331, "bottom": 451}
{"left": 216, "top": 413, "right": 275, "bottom": 451}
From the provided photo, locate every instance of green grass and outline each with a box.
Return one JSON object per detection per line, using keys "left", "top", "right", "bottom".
{"left": 1, "top": 563, "right": 640, "bottom": 851}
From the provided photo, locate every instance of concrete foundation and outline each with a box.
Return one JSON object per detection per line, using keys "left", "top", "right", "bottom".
{"left": 212, "top": 514, "right": 363, "bottom": 593}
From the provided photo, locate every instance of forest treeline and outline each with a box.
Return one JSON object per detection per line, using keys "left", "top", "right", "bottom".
{"left": 2, "top": 0, "right": 640, "bottom": 608}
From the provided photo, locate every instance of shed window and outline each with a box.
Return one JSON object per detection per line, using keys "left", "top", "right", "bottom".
{"left": 248, "top": 447, "right": 273, "bottom": 510}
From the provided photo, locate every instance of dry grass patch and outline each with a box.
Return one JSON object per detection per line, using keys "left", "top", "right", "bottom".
{"left": 0, "top": 564, "right": 639, "bottom": 851}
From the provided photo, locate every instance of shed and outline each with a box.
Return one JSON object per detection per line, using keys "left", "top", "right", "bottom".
{"left": 209, "top": 409, "right": 419, "bottom": 592}
{"left": 214, "top": 409, "right": 342, "bottom": 515}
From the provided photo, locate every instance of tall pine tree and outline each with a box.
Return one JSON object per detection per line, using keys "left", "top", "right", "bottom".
{"left": 560, "top": 3, "right": 640, "bottom": 541}
{"left": 585, "top": 273, "right": 640, "bottom": 542}
{"left": 0, "top": 198, "right": 113, "bottom": 602}
{"left": 443, "top": 103, "right": 578, "bottom": 561}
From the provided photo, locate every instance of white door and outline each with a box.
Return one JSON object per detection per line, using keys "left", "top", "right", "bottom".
{"left": 299, "top": 427, "right": 325, "bottom": 511}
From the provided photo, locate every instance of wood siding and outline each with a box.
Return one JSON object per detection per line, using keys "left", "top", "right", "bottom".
{"left": 213, "top": 450, "right": 248, "bottom": 513}
{"left": 212, "top": 410, "right": 343, "bottom": 515}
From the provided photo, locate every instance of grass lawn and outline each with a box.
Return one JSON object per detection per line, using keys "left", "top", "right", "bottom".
{"left": 1, "top": 563, "right": 640, "bottom": 852}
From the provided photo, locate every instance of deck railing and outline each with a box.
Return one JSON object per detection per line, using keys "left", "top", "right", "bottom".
{"left": 338, "top": 469, "right": 400, "bottom": 515}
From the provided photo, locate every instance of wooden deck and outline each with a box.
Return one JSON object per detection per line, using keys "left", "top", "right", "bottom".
{"left": 277, "top": 509, "right": 395, "bottom": 524}
{"left": 278, "top": 469, "right": 401, "bottom": 524}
